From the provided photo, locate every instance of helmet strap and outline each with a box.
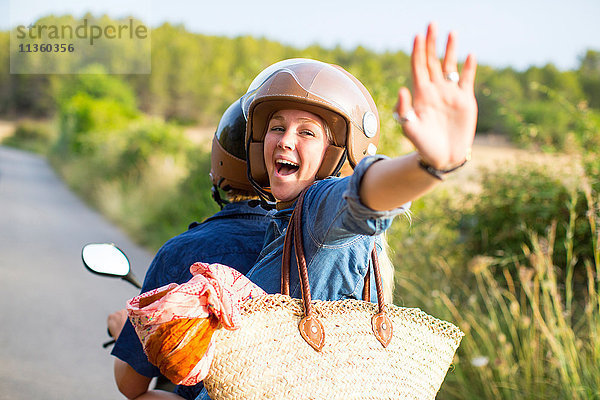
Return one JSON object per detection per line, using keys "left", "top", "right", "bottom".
{"left": 211, "top": 183, "right": 230, "bottom": 210}
{"left": 331, "top": 148, "right": 348, "bottom": 177}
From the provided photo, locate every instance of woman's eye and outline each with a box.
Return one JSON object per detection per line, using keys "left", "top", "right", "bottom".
{"left": 300, "top": 130, "right": 315, "bottom": 137}
{"left": 269, "top": 126, "right": 284, "bottom": 132}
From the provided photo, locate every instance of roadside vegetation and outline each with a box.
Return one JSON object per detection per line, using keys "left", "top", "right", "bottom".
{"left": 2, "top": 14, "right": 599, "bottom": 399}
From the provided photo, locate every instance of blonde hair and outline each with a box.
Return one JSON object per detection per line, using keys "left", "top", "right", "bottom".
{"left": 377, "top": 233, "right": 395, "bottom": 304}
{"left": 225, "top": 190, "right": 260, "bottom": 202}
{"left": 323, "top": 120, "right": 334, "bottom": 144}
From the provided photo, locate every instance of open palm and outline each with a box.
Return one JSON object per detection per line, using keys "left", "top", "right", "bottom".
{"left": 396, "top": 23, "right": 478, "bottom": 170}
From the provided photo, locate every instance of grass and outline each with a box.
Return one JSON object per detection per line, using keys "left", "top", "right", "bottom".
{"left": 393, "top": 173, "right": 600, "bottom": 399}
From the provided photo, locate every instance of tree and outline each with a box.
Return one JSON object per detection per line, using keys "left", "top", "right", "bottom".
{"left": 579, "top": 50, "right": 600, "bottom": 109}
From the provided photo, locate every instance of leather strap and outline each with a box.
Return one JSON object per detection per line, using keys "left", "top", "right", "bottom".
{"left": 281, "top": 185, "right": 393, "bottom": 350}
{"left": 362, "top": 267, "right": 370, "bottom": 302}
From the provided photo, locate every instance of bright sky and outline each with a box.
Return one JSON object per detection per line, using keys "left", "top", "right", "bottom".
{"left": 3, "top": 0, "right": 600, "bottom": 71}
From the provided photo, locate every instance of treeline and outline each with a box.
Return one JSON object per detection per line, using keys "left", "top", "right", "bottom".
{"left": 1, "top": 14, "right": 599, "bottom": 152}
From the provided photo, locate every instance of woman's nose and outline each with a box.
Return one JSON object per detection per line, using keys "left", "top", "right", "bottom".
{"left": 277, "top": 130, "right": 295, "bottom": 151}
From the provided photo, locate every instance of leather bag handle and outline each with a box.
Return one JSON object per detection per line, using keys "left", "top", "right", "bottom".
{"left": 280, "top": 186, "right": 393, "bottom": 350}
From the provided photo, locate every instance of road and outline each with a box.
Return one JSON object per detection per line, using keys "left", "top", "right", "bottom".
{"left": 0, "top": 146, "right": 154, "bottom": 400}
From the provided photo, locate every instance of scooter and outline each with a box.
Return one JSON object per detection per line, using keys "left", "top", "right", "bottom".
{"left": 81, "top": 243, "right": 176, "bottom": 392}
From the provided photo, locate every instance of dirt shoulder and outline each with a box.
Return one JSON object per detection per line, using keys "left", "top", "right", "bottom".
{"left": 0, "top": 120, "right": 16, "bottom": 142}
{"left": 446, "top": 133, "right": 581, "bottom": 193}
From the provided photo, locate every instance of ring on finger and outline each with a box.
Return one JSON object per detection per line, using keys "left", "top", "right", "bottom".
{"left": 393, "top": 109, "right": 417, "bottom": 125}
{"left": 444, "top": 71, "right": 460, "bottom": 83}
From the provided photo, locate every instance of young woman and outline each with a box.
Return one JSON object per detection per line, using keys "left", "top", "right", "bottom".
{"left": 242, "top": 22, "right": 477, "bottom": 302}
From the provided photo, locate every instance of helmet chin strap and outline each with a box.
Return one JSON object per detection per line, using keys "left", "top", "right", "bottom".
{"left": 211, "top": 181, "right": 230, "bottom": 210}
{"left": 246, "top": 156, "right": 276, "bottom": 205}
{"left": 330, "top": 149, "right": 347, "bottom": 177}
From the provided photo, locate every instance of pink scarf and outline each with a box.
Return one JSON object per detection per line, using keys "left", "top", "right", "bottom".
{"left": 127, "top": 262, "right": 266, "bottom": 385}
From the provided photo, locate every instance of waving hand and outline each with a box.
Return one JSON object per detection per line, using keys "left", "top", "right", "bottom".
{"left": 396, "top": 23, "right": 478, "bottom": 170}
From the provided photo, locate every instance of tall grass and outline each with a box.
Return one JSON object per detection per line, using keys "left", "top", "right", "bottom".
{"left": 48, "top": 116, "right": 219, "bottom": 251}
{"left": 394, "top": 174, "right": 600, "bottom": 399}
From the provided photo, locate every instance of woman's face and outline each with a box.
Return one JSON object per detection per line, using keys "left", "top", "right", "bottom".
{"left": 264, "top": 109, "right": 330, "bottom": 202}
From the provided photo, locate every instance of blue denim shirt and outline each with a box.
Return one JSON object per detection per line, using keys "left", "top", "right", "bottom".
{"left": 193, "top": 157, "right": 410, "bottom": 400}
{"left": 111, "top": 201, "right": 270, "bottom": 400}
{"left": 245, "top": 155, "right": 409, "bottom": 302}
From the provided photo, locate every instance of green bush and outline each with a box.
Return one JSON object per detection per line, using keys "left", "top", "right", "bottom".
{"left": 459, "top": 165, "right": 594, "bottom": 276}
{"left": 518, "top": 100, "right": 573, "bottom": 149}
{"left": 391, "top": 166, "right": 599, "bottom": 399}
{"left": 138, "top": 152, "right": 219, "bottom": 249}
{"left": 56, "top": 64, "right": 138, "bottom": 108}
{"left": 57, "top": 93, "right": 139, "bottom": 155}
{"left": 49, "top": 111, "right": 216, "bottom": 250}
{"left": 55, "top": 70, "right": 140, "bottom": 156}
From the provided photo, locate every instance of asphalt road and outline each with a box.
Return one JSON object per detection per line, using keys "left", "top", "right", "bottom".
{"left": 0, "top": 146, "right": 154, "bottom": 399}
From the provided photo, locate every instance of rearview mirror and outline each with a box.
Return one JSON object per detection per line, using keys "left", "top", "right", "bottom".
{"left": 82, "top": 243, "right": 130, "bottom": 277}
{"left": 81, "top": 243, "right": 142, "bottom": 288}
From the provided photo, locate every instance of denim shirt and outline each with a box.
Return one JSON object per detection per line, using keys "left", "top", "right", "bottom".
{"left": 245, "top": 155, "right": 409, "bottom": 302}
{"left": 111, "top": 200, "right": 270, "bottom": 400}
{"left": 193, "top": 157, "right": 410, "bottom": 400}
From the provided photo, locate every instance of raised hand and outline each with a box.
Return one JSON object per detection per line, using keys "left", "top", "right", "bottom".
{"left": 396, "top": 22, "right": 478, "bottom": 170}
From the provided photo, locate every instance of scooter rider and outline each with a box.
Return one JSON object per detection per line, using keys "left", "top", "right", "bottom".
{"left": 108, "top": 98, "right": 271, "bottom": 400}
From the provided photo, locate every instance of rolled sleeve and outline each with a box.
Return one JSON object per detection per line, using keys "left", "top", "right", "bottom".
{"left": 342, "top": 155, "right": 410, "bottom": 235}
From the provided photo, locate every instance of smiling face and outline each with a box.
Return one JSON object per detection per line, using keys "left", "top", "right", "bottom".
{"left": 263, "top": 109, "right": 330, "bottom": 202}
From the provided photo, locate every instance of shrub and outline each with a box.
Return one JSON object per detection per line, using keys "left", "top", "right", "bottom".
{"left": 393, "top": 171, "right": 599, "bottom": 399}
{"left": 458, "top": 165, "right": 595, "bottom": 278}
{"left": 387, "top": 188, "right": 471, "bottom": 306}
{"left": 55, "top": 69, "right": 140, "bottom": 156}
{"left": 57, "top": 93, "right": 139, "bottom": 155}
{"left": 138, "top": 152, "right": 219, "bottom": 249}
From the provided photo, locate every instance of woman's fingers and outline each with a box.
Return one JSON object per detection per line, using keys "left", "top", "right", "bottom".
{"left": 426, "top": 23, "right": 443, "bottom": 82}
{"left": 442, "top": 31, "right": 458, "bottom": 77}
{"left": 415, "top": 23, "right": 461, "bottom": 86}
{"left": 394, "top": 87, "right": 418, "bottom": 133}
{"left": 411, "top": 34, "right": 427, "bottom": 87}
{"left": 459, "top": 53, "right": 478, "bottom": 90}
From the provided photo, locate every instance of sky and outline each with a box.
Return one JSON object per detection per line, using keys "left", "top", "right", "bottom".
{"left": 3, "top": 0, "right": 600, "bottom": 71}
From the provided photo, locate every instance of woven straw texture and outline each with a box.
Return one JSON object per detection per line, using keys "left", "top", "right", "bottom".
{"left": 204, "top": 294, "right": 463, "bottom": 400}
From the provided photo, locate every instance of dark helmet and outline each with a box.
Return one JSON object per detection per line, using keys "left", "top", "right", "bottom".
{"left": 210, "top": 98, "right": 255, "bottom": 205}
{"left": 241, "top": 59, "right": 380, "bottom": 200}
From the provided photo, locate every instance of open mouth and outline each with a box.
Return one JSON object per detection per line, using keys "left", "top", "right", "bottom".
{"left": 275, "top": 159, "right": 299, "bottom": 176}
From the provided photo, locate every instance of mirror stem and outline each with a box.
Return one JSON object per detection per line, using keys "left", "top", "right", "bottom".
{"left": 123, "top": 272, "right": 142, "bottom": 289}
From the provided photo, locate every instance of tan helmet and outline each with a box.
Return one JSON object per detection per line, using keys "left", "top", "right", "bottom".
{"left": 210, "top": 98, "right": 254, "bottom": 205}
{"left": 242, "top": 59, "right": 380, "bottom": 198}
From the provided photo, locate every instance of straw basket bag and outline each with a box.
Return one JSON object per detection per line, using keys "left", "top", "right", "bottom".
{"left": 204, "top": 190, "right": 464, "bottom": 399}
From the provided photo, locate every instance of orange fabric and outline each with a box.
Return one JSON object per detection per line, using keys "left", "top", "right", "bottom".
{"left": 146, "top": 317, "right": 219, "bottom": 384}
